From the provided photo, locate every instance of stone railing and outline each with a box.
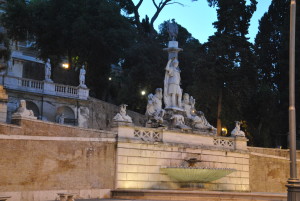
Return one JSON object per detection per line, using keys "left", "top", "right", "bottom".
{"left": 55, "top": 84, "right": 79, "bottom": 97}
{"left": 116, "top": 126, "right": 248, "bottom": 151}
{"left": 133, "top": 129, "right": 162, "bottom": 142}
{"left": 19, "top": 77, "right": 44, "bottom": 92}
{"left": 2, "top": 75, "right": 89, "bottom": 100}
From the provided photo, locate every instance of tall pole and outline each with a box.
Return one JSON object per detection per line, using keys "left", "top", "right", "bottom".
{"left": 289, "top": 0, "right": 297, "bottom": 180}
{"left": 287, "top": 0, "right": 300, "bottom": 200}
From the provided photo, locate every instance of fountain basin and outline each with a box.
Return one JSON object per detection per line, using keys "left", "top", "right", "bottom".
{"left": 161, "top": 167, "right": 236, "bottom": 183}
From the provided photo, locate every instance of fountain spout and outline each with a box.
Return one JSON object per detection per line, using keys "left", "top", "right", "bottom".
{"left": 184, "top": 158, "right": 202, "bottom": 167}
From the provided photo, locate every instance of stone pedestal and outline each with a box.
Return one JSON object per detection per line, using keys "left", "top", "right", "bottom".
{"left": 286, "top": 179, "right": 300, "bottom": 201}
{"left": 163, "top": 41, "right": 183, "bottom": 59}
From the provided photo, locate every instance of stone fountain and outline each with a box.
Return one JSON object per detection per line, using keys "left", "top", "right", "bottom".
{"left": 112, "top": 20, "right": 249, "bottom": 192}
{"left": 161, "top": 158, "right": 236, "bottom": 186}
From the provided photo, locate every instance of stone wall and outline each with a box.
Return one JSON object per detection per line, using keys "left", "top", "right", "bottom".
{"left": 0, "top": 118, "right": 117, "bottom": 201}
{"left": 249, "top": 147, "right": 300, "bottom": 193}
{"left": 115, "top": 126, "right": 250, "bottom": 192}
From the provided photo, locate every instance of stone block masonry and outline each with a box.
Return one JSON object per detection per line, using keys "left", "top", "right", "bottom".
{"left": 0, "top": 118, "right": 117, "bottom": 201}
{"left": 115, "top": 126, "right": 250, "bottom": 191}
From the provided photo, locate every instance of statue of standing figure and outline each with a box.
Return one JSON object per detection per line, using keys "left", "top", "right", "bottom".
{"left": 145, "top": 88, "right": 165, "bottom": 127}
{"left": 164, "top": 57, "right": 182, "bottom": 109}
{"left": 182, "top": 93, "right": 216, "bottom": 131}
{"left": 45, "top": 58, "right": 52, "bottom": 82}
{"left": 79, "top": 65, "right": 86, "bottom": 87}
{"left": 167, "top": 19, "right": 178, "bottom": 41}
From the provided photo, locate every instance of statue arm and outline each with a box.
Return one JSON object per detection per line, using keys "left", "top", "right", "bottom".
{"left": 165, "top": 59, "right": 173, "bottom": 71}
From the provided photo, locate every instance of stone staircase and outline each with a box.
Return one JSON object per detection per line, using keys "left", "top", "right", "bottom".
{"left": 108, "top": 189, "right": 287, "bottom": 201}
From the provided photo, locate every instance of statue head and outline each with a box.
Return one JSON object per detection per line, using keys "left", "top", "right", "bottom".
{"left": 47, "top": 58, "right": 50, "bottom": 63}
{"left": 20, "top": 100, "right": 26, "bottom": 108}
{"left": 155, "top": 88, "right": 163, "bottom": 99}
{"left": 183, "top": 93, "right": 190, "bottom": 104}
{"left": 172, "top": 59, "right": 179, "bottom": 68}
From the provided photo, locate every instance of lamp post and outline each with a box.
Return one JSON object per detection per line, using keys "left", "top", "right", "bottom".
{"left": 286, "top": 0, "right": 300, "bottom": 200}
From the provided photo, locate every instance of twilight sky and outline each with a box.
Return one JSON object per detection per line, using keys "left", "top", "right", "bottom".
{"left": 132, "top": 0, "right": 272, "bottom": 43}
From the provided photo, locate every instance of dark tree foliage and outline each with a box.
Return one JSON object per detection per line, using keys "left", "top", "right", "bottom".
{"left": 192, "top": 0, "right": 257, "bottom": 136}
{"left": 1, "top": 0, "right": 135, "bottom": 99}
{"left": 252, "top": 0, "right": 290, "bottom": 147}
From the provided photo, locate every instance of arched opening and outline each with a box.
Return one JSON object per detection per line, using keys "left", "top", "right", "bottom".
{"left": 56, "top": 106, "right": 76, "bottom": 125}
{"left": 26, "top": 101, "right": 40, "bottom": 118}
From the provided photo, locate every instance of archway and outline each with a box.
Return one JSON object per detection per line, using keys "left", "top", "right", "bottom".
{"left": 56, "top": 106, "right": 76, "bottom": 125}
{"left": 26, "top": 101, "right": 40, "bottom": 118}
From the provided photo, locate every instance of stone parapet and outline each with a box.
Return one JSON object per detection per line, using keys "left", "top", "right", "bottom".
{"left": 114, "top": 125, "right": 248, "bottom": 151}
{"left": 2, "top": 75, "right": 89, "bottom": 100}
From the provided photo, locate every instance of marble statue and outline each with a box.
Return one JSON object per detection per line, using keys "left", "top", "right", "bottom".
{"left": 12, "top": 100, "right": 36, "bottom": 119}
{"left": 56, "top": 113, "right": 65, "bottom": 124}
{"left": 145, "top": 88, "right": 165, "bottom": 126}
{"left": 164, "top": 58, "right": 182, "bottom": 109}
{"left": 45, "top": 58, "right": 52, "bottom": 82}
{"left": 170, "top": 114, "right": 190, "bottom": 130}
{"left": 231, "top": 121, "right": 245, "bottom": 137}
{"left": 113, "top": 104, "right": 132, "bottom": 123}
{"left": 79, "top": 65, "right": 86, "bottom": 87}
{"left": 182, "top": 93, "right": 216, "bottom": 130}
{"left": 167, "top": 19, "right": 178, "bottom": 41}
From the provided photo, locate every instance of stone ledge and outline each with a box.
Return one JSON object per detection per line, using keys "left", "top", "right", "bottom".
{"left": 112, "top": 189, "right": 287, "bottom": 200}
{"left": 7, "top": 117, "right": 117, "bottom": 138}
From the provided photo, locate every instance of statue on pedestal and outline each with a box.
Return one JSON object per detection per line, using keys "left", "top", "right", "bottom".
{"left": 231, "top": 121, "right": 245, "bottom": 137}
{"left": 145, "top": 88, "right": 165, "bottom": 127}
{"left": 12, "top": 100, "right": 36, "bottom": 119}
{"left": 113, "top": 104, "right": 132, "bottom": 123}
{"left": 167, "top": 19, "right": 178, "bottom": 41}
{"left": 164, "top": 58, "right": 182, "bottom": 109}
{"left": 45, "top": 58, "right": 52, "bottom": 82}
{"left": 79, "top": 65, "right": 86, "bottom": 88}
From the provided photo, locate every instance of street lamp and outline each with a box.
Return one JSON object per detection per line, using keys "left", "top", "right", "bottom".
{"left": 286, "top": 0, "right": 300, "bottom": 200}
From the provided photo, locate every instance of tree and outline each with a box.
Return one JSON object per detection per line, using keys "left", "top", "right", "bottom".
{"left": 2, "top": 0, "right": 135, "bottom": 99}
{"left": 116, "top": 0, "right": 197, "bottom": 36}
{"left": 253, "top": 0, "right": 290, "bottom": 147}
{"left": 192, "top": 0, "right": 257, "bottom": 136}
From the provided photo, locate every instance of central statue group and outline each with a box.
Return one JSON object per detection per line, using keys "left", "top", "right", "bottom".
{"left": 146, "top": 57, "right": 216, "bottom": 132}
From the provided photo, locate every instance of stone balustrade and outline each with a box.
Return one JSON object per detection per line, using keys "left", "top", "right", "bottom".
{"left": 115, "top": 125, "right": 248, "bottom": 151}
{"left": 1, "top": 75, "right": 89, "bottom": 100}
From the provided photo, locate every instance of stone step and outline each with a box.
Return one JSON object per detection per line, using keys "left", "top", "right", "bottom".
{"left": 111, "top": 189, "right": 287, "bottom": 201}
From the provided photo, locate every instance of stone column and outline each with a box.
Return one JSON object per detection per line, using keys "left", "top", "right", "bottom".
{"left": 0, "top": 85, "right": 8, "bottom": 122}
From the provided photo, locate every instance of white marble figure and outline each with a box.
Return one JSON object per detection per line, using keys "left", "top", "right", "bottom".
{"left": 145, "top": 88, "right": 165, "bottom": 125}
{"left": 57, "top": 113, "right": 65, "bottom": 124}
{"left": 170, "top": 114, "right": 190, "bottom": 130}
{"left": 113, "top": 104, "right": 132, "bottom": 123}
{"left": 45, "top": 58, "right": 52, "bottom": 82}
{"left": 182, "top": 93, "right": 216, "bottom": 130}
{"left": 164, "top": 58, "right": 182, "bottom": 109}
{"left": 231, "top": 121, "right": 245, "bottom": 137}
{"left": 79, "top": 65, "right": 86, "bottom": 87}
{"left": 12, "top": 100, "right": 36, "bottom": 119}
